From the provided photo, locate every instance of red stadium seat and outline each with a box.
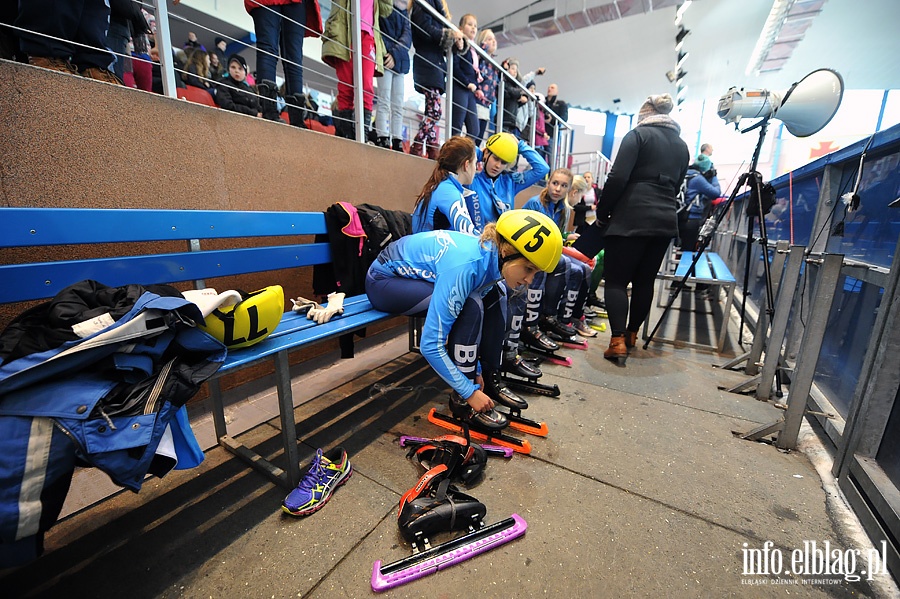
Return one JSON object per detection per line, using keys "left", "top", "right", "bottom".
{"left": 177, "top": 85, "right": 217, "bottom": 107}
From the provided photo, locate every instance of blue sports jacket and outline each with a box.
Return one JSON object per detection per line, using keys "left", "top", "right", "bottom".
{"left": 466, "top": 139, "right": 549, "bottom": 231}
{"left": 412, "top": 174, "right": 478, "bottom": 234}
{"left": 368, "top": 230, "right": 501, "bottom": 398}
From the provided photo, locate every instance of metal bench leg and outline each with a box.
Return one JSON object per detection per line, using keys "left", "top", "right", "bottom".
{"left": 274, "top": 349, "right": 302, "bottom": 488}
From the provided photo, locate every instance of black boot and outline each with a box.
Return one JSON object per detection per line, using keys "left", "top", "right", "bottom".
{"left": 521, "top": 326, "right": 560, "bottom": 352}
{"left": 482, "top": 371, "right": 528, "bottom": 411}
{"left": 539, "top": 315, "right": 577, "bottom": 339}
{"left": 286, "top": 93, "right": 309, "bottom": 128}
{"left": 334, "top": 109, "right": 356, "bottom": 139}
{"left": 391, "top": 137, "right": 403, "bottom": 152}
{"left": 503, "top": 353, "right": 542, "bottom": 379}
{"left": 257, "top": 79, "right": 281, "bottom": 121}
{"left": 449, "top": 392, "right": 508, "bottom": 431}
{"left": 364, "top": 109, "right": 375, "bottom": 143}
{"left": 375, "top": 136, "right": 390, "bottom": 148}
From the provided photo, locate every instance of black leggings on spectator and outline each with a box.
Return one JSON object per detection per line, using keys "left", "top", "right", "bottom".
{"left": 603, "top": 235, "right": 672, "bottom": 336}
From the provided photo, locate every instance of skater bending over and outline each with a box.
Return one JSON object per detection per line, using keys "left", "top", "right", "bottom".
{"left": 365, "top": 210, "right": 562, "bottom": 430}
{"left": 412, "top": 136, "right": 479, "bottom": 234}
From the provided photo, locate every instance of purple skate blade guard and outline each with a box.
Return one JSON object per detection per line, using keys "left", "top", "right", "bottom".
{"left": 370, "top": 514, "right": 527, "bottom": 592}
{"left": 399, "top": 435, "right": 514, "bottom": 458}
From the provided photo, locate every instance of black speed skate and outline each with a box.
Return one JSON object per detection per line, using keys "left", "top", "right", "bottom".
{"left": 520, "top": 326, "right": 572, "bottom": 367}
{"left": 483, "top": 371, "right": 549, "bottom": 437}
{"left": 428, "top": 392, "right": 532, "bottom": 454}
{"left": 501, "top": 354, "right": 561, "bottom": 398}
{"left": 539, "top": 316, "right": 588, "bottom": 350}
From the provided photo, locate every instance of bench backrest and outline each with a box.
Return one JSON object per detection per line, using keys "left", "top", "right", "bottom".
{"left": 1, "top": 208, "right": 331, "bottom": 304}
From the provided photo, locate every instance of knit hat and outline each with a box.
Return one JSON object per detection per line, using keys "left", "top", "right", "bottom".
{"left": 215, "top": 37, "right": 226, "bottom": 47}
{"left": 695, "top": 154, "right": 712, "bottom": 173}
{"left": 638, "top": 94, "right": 674, "bottom": 123}
{"left": 228, "top": 53, "right": 247, "bottom": 73}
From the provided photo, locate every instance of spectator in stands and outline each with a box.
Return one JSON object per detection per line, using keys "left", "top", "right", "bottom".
{"left": 213, "top": 36, "right": 227, "bottom": 67}
{"left": 207, "top": 50, "right": 224, "bottom": 81}
{"left": 594, "top": 93, "right": 689, "bottom": 364}
{"left": 131, "top": 28, "right": 153, "bottom": 91}
{"left": 500, "top": 59, "right": 527, "bottom": 137}
{"left": 14, "top": 0, "right": 121, "bottom": 84}
{"left": 246, "top": 0, "right": 323, "bottom": 123}
{"left": 215, "top": 54, "right": 258, "bottom": 116}
{"left": 322, "top": 0, "right": 393, "bottom": 139}
{"left": 375, "top": 0, "right": 411, "bottom": 151}
{"left": 410, "top": 0, "right": 461, "bottom": 158}
{"left": 474, "top": 28, "right": 499, "bottom": 145}
{"left": 182, "top": 31, "right": 205, "bottom": 53}
{"left": 412, "top": 136, "right": 478, "bottom": 234}
{"left": 109, "top": 0, "right": 150, "bottom": 82}
{"left": 450, "top": 13, "right": 480, "bottom": 139}
{"left": 184, "top": 47, "right": 212, "bottom": 95}
{"left": 545, "top": 82, "right": 569, "bottom": 151}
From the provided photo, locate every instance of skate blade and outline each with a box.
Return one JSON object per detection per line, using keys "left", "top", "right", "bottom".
{"left": 501, "top": 377, "right": 561, "bottom": 398}
{"left": 589, "top": 322, "right": 607, "bottom": 332}
{"left": 399, "top": 435, "right": 514, "bottom": 458}
{"left": 371, "top": 514, "right": 528, "bottom": 592}
{"left": 427, "top": 408, "right": 532, "bottom": 454}
{"left": 558, "top": 340, "right": 588, "bottom": 350}
{"left": 503, "top": 414, "right": 549, "bottom": 437}
{"left": 543, "top": 355, "right": 573, "bottom": 367}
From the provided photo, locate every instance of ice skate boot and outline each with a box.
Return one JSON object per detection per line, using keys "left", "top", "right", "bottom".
{"left": 520, "top": 326, "right": 572, "bottom": 367}
{"left": 483, "top": 371, "right": 548, "bottom": 437}
{"left": 427, "top": 392, "right": 531, "bottom": 454}
{"left": 500, "top": 353, "right": 561, "bottom": 398}
{"left": 539, "top": 316, "right": 588, "bottom": 350}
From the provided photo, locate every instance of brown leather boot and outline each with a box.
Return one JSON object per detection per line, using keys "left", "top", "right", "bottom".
{"left": 425, "top": 144, "right": 439, "bottom": 160}
{"left": 28, "top": 56, "right": 77, "bottom": 74}
{"left": 80, "top": 67, "right": 123, "bottom": 85}
{"left": 604, "top": 335, "right": 628, "bottom": 365}
{"left": 625, "top": 331, "right": 638, "bottom": 351}
{"left": 409, "top": 141, "right": 423, "bottom": 157}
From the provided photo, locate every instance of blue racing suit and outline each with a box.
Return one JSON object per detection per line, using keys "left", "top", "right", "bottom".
{"left": 365, "top": 230, "right": 505, "bottom": 399}
{"left": 466, "top": 139, "right": 549, "bottom": 231}
{"left": 412, "top": 174, "right": 478, "bottom": 234}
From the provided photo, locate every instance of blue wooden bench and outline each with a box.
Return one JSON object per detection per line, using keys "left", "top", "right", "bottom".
{"left": 648, "top": 248, "right": 737, "bottom": 352}
{"left": 0, "top": 207, "right": 396, "bottom": 489}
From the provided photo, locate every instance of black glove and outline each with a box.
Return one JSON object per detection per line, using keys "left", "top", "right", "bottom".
{"left": 704, "top": 168, "right": 717, "bottom": 181}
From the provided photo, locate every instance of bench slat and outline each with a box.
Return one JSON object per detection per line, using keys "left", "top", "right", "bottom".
{"left": 2, "top": 208, "right": 327, "bottom": 247}
{"left": 706, "top": 252, "right": 736, "bottom": 283}
{"left": 0, "top": 243, "right": 332, "bottom": 303}
{"left": 693, "top": 254, "right": 713, "bottom": 280}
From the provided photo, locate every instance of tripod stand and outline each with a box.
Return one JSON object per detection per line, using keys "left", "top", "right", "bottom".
{"left": 645, "top": 118, "right": 777, "bottom": 357}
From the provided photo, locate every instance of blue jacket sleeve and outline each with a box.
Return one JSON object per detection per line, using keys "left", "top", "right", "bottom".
{"left": 511, "top": 140, "right": 550, "bottom": 194}
{"left": 419, "top": 266, "right": 478, "bottom": 398}
{"left": 432, "top": 179, "right": 477, "bottom": 234}
{"left": 690, "top": 173, "right": 722, "bottom": 200}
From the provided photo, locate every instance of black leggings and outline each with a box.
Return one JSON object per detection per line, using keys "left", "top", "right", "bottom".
{"left": 603, "top": 236, "right": 672, "bottom": 336}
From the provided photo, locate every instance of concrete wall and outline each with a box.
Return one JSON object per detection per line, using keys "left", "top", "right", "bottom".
{"left": 0, "top": 60, "right": 436, "bottom": 390}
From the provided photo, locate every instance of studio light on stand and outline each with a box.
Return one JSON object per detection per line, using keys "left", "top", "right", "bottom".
{"left": 644, "top": 68, "right": 844, "bottom": 354}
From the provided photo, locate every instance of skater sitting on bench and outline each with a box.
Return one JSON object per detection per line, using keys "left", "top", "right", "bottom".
{"left": 517, "top": 168, "right": 594, "bottom": 344}
{"left": 364, "top": 210, "right": 562, "bottom": 432}
{"left": 411, "top": 136, "right": 479, "bottom": 234}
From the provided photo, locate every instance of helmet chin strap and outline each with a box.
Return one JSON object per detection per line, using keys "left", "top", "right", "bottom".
{"left": 498, "top": 249, "right": 523, "bottom": 272}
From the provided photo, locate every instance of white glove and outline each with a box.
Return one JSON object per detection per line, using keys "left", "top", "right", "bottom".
{"left": 290, "top": 296, "right": 320, "bottom": 314}
{"left": 307, "top": 292, "right": 345, "bottom": 324}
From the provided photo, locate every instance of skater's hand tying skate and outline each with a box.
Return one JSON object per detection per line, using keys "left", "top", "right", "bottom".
{"left": 467, "top": 389, "right": 495, "bottom": 413}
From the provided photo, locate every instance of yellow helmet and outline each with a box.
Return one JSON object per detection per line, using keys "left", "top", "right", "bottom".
{"left": 496, "top": 209, "right": 562, "bottom": 273}
{"left": 484, "top": 132, "right": 519, "bottom": 164}
{"left": 198, "top": 285, "right": 284, "bottom": 349}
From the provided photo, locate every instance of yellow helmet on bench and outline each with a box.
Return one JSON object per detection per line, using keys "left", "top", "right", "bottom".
{"left": 496, "top": 209, "right": 562, "bottom": 273}
{"left": 198, "top": 285, "right": 284, "bottom": 349}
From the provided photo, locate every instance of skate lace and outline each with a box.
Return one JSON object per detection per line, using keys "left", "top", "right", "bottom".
{"left": 297, "top": 448, "right": 326, "bottom": 493}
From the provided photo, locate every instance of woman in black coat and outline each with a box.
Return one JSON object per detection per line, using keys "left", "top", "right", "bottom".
{"left": 594, "top": 94, "right": 689, "bottom": 363}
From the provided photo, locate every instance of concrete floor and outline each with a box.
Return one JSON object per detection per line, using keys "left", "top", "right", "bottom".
{"left": 3, "top": 301, "right": 898, "bottom": 598}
